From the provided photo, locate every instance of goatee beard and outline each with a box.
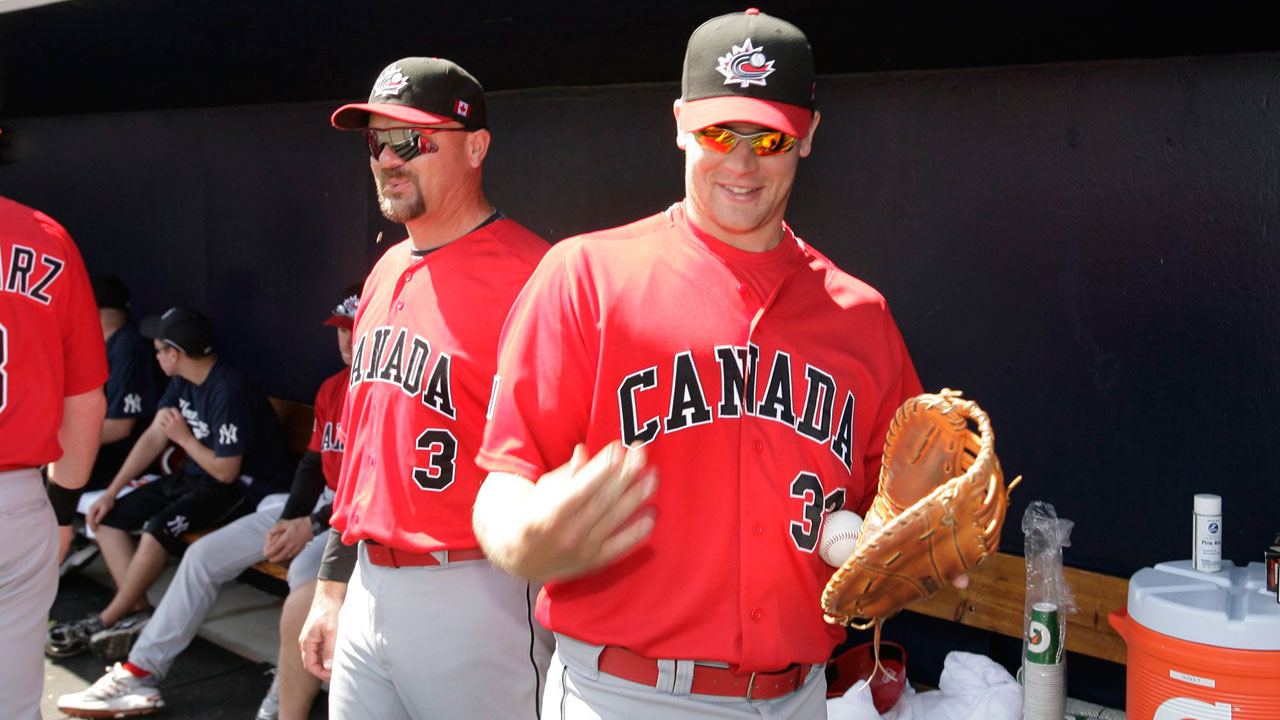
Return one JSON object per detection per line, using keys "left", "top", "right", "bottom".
{"left": 375, "top": 169, "right": 426, "bottom": 223}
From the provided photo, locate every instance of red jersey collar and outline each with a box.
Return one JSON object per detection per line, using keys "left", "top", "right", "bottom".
{"left": 668, "top": 201, "right": 804, "bottom": 268}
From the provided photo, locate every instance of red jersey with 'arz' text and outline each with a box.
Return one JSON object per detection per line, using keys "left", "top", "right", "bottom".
{"left": 0, "top": 197, "right": 108, "bottom": 471}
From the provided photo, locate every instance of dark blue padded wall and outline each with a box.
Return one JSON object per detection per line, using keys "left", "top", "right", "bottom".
{"left": 2, "top": 55, "right": 1278, "bottom": 581}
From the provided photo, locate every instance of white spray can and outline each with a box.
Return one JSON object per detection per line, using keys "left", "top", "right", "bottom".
{"left": 1192, "top": 493, "right": 1222, "bottom": 572}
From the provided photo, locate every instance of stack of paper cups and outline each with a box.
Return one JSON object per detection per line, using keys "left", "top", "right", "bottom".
{"left": 1023, "top": 601, "right": 1066, "bottom": 720}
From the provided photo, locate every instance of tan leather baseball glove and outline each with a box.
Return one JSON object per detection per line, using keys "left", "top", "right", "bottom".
{"left": 822, "top": 389, "right": 1020, "bottom": 629}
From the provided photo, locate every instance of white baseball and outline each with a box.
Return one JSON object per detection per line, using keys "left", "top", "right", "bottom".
{"left": 819, "top": 510, "right": 863, "bottom": 567}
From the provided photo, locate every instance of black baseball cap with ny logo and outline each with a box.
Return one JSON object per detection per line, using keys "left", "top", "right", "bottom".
{"left": 331, "top": 57, "right": 487, "bottom": 130}
{"left": 679, "top": 8, "right": 815, "bottom": 139}
{"left": 141, "top": 306, "right": 214, "bottom": 357}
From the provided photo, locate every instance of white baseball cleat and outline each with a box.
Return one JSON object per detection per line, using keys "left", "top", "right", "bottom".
{"left": 57, "top": 662, "right": 164, "bottom": 718}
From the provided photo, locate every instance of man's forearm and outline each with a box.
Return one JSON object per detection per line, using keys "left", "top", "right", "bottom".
{"left": 177, "top": 438, "right": 241, "bottom": 483}
{"left": 100, "top": 417, "right": 136, "bottom": 445}
{"left": 47, "top": 388, "right": 106, "bottom": 490}
{"left": 472, "top": 472, "right": 537, "bottom": 577}
{"left": 105, "top": 427, "right": 167, "bottom": 495}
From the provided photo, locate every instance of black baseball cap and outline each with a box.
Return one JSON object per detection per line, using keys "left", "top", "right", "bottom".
{"left": 140, "top": 306, "right": 214, "bottom": 357}
{"left": 331, "top": 57, "right": 487, "bottom": 130}
{"left": 679, "top": 8, "right": 815, "bottom": 138}
{"left": 91, "top": 274, "right": 130, "bottom": 311}
{"left": 324, "top": 283, "right": 362, "bottom": 331}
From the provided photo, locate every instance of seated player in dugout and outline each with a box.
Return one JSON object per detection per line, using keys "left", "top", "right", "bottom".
{"left": 46, "top": 306, "right": 287, "bottom": 658}
{"left": 56, "top": 286, "right": 361, "bottom": 720}
{"left": 46, "top": 274, "right": 162, "bottom": 562}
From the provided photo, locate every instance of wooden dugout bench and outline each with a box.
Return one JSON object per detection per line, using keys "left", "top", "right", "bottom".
{"left": 177, "top": 397, "right": 315, "bottom": 584}
{"left": 904, "top": 551, "right": 1131, "bottom": 665}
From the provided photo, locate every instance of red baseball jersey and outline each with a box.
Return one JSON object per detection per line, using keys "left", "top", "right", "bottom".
{"left": 308, "top": 367, "right": 349, "bottom": 491}
{"left": 0, "top": 196, "right": 108, "bottom": 472}
{"left": 479, "top": 203, "right": 922, "bottom": 672}
{"left": 330, "top": 219, "right": 549, "bottom": 552}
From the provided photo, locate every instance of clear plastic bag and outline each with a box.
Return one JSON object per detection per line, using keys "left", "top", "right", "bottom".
{"left": 1021, "top": 501, "right": 1076, "bottom": 719}
{"left": 1022, "top": 499, "right": 1078, "bottom": 654}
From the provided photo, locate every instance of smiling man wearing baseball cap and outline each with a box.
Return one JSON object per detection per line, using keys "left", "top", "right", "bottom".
{"left": 299, "top": 57, "right": 553, "bottom": 720}
{"left": 474, "top": 9, "right": 922, "bottom": 718}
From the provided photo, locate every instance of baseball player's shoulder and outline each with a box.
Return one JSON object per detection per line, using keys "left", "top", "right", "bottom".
{"left": 1, "top": 195, "right": 74, "bottom": 250}
{"left": 794, "top": 235, "right": 892, "bottom": 313}
{"left": 366, "top": 236, "right": 415, "bottom": 277}
{"left": 108, "top": 323, "right": 147, "bottom": 360}
{"left": 479, "top": 217, "right": 551, "bottom": 268}
{"left": 542, "top": 211, "right": 674, "bottom": 270}
{"left": 319, "top": 367, "right": 350, "bottom": 395}
{"left": 204, "top": 359, "right": 258, "bottom": 399}
{"left": 314, "top": 368, "right": 349, "bottom": 415}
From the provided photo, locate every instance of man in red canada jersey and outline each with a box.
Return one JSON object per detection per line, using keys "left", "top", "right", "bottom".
{"left": 474, "top": 9, "right": 924, "bottom": 719}
{"left": 299, "top": 57, "right": 553, "bottom": 719}
{"left": 0, "top": 193, "right": 107, "bottom": 720}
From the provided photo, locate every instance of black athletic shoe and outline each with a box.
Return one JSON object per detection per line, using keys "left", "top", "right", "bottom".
{"left": 89, "top": 610, "right": 153, "bottom": 661}
{"left": 46, "top": 613, "right": 105, "bottom": 657}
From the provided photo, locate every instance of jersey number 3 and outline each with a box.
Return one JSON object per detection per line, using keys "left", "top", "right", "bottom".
{"left": 412, "top": 428, "right": 457, "bottom": 491}
{"left": 0, "top": 324, "right": 7, "bottom": 414}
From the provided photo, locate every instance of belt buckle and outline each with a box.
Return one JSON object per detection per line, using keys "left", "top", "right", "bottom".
{"left": 745, "top": 672, "right": 758, "bottom": 701}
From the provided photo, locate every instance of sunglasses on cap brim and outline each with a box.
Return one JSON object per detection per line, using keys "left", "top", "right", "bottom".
{"left": 691, "top": 126, "right": 797, "bottom": 156}
{"left": 363, "top": 126, "right": 472, "bottom": 162}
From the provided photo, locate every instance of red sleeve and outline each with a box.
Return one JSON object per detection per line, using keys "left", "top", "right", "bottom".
{"left": 41, "top": 213, "right": 107, "bottom": 397}
{"left": 477, "top": 240, "right": 597, "bottom": 481}
{"left": 855, "top": 308, "right": 923, "bottom": 516}
{"left": 307, "top": 381, "right": 327, "bottom": 454}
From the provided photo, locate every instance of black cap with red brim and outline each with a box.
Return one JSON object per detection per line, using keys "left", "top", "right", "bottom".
{"left": 331, "top": 57, "right": 487, "bottom": 130}
{"left": 679, "top": 8, "right": 815, "bottom": 139}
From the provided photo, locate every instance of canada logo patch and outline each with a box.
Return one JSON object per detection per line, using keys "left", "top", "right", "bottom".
{"left": 454, "top": 99, "right": 470, "bottom": 117}
{"left": 373, "top": 65, "right": 411, "bottom": 98}
{"left": 716, "top": 38, "right": 776, "bottom": 88}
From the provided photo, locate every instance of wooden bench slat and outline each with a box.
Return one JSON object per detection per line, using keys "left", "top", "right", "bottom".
{"left": 903, "top": 551, "right": 1130, "bottom": 665}
{"left": 269, "top": 397, "right": 315, "bottom": 457}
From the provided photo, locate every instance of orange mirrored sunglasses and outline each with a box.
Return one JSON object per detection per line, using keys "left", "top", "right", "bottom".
{"left": 692, "top": 126, "right": 797, "bottom": 156}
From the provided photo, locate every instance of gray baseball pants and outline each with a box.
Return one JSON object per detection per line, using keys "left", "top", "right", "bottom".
{"left": 129, "top": 499, "right": 329, "bottom": 679}
{"left": 0, "top": 469, "right": 59, "bottom": 720}
{"left": 327, "top": 543, "right": 554, "bottom": 719}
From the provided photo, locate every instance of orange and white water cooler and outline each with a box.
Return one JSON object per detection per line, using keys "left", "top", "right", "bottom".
{"left": 1109, "top": 560, "right": 1280, "bottom": 720}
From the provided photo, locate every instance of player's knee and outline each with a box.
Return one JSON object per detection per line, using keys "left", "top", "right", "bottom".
{"left": 281, "top": 582, "right": 315, "bottom": 634}
{"left": 140, "top": 517, "right": 188, "bottom": 555}
{"left": 286, "top": 560, "right": 317, "bottom": 590}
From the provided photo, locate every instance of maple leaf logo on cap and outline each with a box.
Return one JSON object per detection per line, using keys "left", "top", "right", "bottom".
{"left": 716, "top": 38, "right": 776, "bottom": 88}
{"left": 372, "top": 64, "right": 411, "bottom": 98}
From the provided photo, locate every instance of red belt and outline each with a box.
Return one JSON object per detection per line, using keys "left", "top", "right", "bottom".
{"left": 363, "top": 543, "right": 486, "bottom": 568}
{"left": 597, "top": 646, "right": 812, "bottom": 701}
